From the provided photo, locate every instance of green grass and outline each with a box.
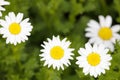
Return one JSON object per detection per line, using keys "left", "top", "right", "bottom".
{"left": 0, "top": 0, "right": 120, "bottom": 80}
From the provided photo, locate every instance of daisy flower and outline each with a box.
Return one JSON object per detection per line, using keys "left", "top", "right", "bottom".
{"left": 0, "top": 0, "right": 10, "bottom": 16}
{"left": 85, "top": 15, "right": 120, "bottom": 52}
{"left": 76, "top": 43, "right": 112, "bottom": 78}
{"left": 40, "top": 36, "right": 74, "bottom": 70}
{"left": 0, "top": 12, "right": 33, "bottom": 45}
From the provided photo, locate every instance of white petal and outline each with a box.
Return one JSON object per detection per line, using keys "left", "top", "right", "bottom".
{"left": 113, "top": 33, "right": 120, "bottom": 40}
{"left": 99, "top": 15, "right": 105, "bottom": 27}
{"left": 93, "top": 43, "right": 98, "bottom": 52}
{"left": 1, "top": 1, "right": 10, "bottom": 5}
{"left": 0, "top": 12, "right": 2, "bottom": 16}
{"left": 85, "top": 32, "right": 96, "bottom": 38}
{"left": 85, "top": 43, "right": 92, "bottom": 52}
{"left": 111, "top": 25, "right": 120, "bottom": 32}
{"left": 9, "top": 12, "right": 16, "bottom": 22}
{"left": 16, "top": 13, "right": 23, "bottom": 23}
{"left": 105, "top": 15, "right": 112, "bottom": 27}
{"left": 87, "top": 20, "right": 100, "bottom": 29}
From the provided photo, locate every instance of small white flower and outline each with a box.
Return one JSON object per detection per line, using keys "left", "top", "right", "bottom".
{"left": 40, "top": 36, "right": 74, "bottom": 70}
{"left": 76, "top": 43, "right": 112, "bottom": 78}
{"left": 85, "top": 15, "right": 120, "bottom": 52}
{"left": 0, "top": 0, "right": 10, "bottom": 16}
{"left": 0, "top": 12, "right": 33, "bottom": 45}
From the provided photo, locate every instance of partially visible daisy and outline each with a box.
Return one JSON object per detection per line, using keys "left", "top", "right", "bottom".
{"left": 85, "top": 15, "right": 120, "bottom": 52}
{"left": 40, "top": 36, "right": 74, "bottom": 70}
{"left": 0, "top": 0, "right": 10, "bottom": 16}
{"left": 0, "top": 12, "right": 33, "bottom": 45}
{"left": 76, "top": 43, "right": 112, "bottom": 78}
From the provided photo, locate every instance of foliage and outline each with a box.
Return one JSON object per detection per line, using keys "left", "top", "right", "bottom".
{"left": 0, "top": 0, "right": 120, "bottom": 80}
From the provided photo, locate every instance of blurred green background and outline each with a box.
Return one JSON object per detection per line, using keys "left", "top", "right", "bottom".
{"left": 0, "top": 0, "right": 120, "bottom": 80}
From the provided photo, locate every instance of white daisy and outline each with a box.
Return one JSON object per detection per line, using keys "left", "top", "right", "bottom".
{"left": 0, "top": 0, "right": 10, "bottom": 16}
{"left": 40, "top": 36, "right": 74, "bottom": 70}
{"left": 76, "top": 43, "right": 112, "bottom": 78}
{"left": 0, "top": 12, "right": 33, "bottom": 45}
{"left": 85, "top": 15, "right": 120, "bottom": 52}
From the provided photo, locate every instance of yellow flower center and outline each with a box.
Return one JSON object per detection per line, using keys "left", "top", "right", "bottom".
{"left": 87, "top": 52, "right": 101, "bottom": 66}
{"left": 9, "top": 22, "right": 21, "bottom": 35}
{"left": 98, "top": 27, "right": 112, "bottom": 40}
{"left": 50, "top": 46, "right": 64, "bottom": 60}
